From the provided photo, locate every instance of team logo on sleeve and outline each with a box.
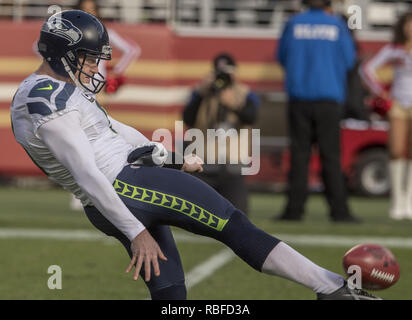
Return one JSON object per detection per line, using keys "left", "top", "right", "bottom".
{"left": 43, "top": 17, "right": 82, "bottom": 46}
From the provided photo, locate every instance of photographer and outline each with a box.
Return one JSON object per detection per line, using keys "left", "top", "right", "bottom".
{"left": 182, "top": 53, "right": 260, "bottom": 215}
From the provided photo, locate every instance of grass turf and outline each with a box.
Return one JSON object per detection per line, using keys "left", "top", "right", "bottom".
{"left": 0, "top": 186, "right": 410, "bottom": 299}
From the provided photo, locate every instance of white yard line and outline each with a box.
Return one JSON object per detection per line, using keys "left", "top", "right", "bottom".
{"left": 1, "top": 228, "right": 412, "bottom": 248}
{"left": 185, "top": 248, "right": 235, "bottom": 290}
{"left": 276, "top": 234, "right": 412, "bottom": 248}
{"left": 0, "top": 228, "right": 113, "bottom": 242}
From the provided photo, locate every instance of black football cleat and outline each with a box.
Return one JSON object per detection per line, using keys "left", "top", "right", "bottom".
{"left": 317, "top": 282, "right": 382, "bottom": 300}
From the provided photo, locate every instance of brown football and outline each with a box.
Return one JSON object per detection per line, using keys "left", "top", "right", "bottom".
{"left": 342, "top": 244, "right": 400, "bottom": 290}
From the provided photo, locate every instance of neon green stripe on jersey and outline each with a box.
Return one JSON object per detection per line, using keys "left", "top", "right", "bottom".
{"left": 114, "top": 179, "right": 228, "bottom": 231}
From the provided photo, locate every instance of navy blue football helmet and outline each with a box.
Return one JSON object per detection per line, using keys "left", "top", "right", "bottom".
{"left": 37, "top": 10, "right": 112, "bottom": 94}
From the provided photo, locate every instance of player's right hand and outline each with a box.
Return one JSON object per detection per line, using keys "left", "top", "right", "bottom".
{"left": 126, "top": 229, "right": 167, "bottom": 282}
{"left": 182, "top": 154, "right": 204, "bottom": 173}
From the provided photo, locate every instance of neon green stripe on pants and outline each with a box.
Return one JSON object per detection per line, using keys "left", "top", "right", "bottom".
{"left": 114, "top": 179, "right": 229, "bottom": 231}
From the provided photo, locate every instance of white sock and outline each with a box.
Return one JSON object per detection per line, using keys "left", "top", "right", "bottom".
{"left": 389, "top": 159, "right": 407, "bottom": 219}
{"left": 405, "top": 160, "right": 412, "bottom": 218}
{"left": 262, "top": 242, "right": 344, "bottom": 294}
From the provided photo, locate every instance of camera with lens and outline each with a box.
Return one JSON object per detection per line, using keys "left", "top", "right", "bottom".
{"left": 210, "top": 70, "right": 233, "bottom": 94}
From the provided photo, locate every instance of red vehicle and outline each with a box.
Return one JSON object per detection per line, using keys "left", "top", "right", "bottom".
{"left": 340, "top": 119, "right": 389, "bottom": 197}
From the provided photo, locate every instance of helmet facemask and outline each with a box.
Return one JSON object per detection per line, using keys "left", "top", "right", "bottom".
{"left": 62, "top": 45, "right": 111, "bottom": 94}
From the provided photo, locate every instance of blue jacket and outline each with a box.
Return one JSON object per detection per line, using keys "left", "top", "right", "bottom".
{"left": 277, "top": 9, "right": 356, "bottom": 104}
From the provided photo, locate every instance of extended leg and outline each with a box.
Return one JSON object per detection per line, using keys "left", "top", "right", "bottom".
{"left": 218, "top": 209, "right": 344, "bottom": 294}
{"left": 114, "top": 166, "right": 346, "bottom": 295}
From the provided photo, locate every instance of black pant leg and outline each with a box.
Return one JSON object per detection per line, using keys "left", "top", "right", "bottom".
{"left": 283, "top": 100, "right": 313, "bottom": 218}
{"left": 83, "top": 206, "right": 186, "bottom": 297}
{"left": 314, "top": 101, "right": 350, "bottom": 218}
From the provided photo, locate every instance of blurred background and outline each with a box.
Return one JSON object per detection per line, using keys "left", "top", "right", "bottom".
{"left": 1, "top": 0, "right": 412, "bottom": 300}
{"left": 1, "top": 0, "right": 404, "bottom": 195}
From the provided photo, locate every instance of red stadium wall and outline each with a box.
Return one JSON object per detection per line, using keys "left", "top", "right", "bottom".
{"left": 0, "top": 21, "right": 388, "bottom": 177}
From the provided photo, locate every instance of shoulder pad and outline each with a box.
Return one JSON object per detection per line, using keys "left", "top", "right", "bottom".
{"left": 55, "top": 83, "right": 76, "bottom": 111}
{"left": 28, "top": 80, "right": 60, "bottom": 101}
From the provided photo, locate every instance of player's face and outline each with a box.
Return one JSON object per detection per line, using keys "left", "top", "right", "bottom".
{"left": 76, "top": 54, "right": 99, "bottom": 84}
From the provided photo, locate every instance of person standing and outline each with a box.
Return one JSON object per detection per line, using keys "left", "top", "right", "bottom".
{"left": 275, "top": 0, "right": 359, "bottom": 222}
{"left": 361, "top": 12, "right": 412, "bottom": 220}
{"left": 182, "top": 53, "right": 260, "bottom": 215}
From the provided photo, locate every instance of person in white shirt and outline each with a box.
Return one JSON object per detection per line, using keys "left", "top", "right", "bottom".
{"left": 361, "top": 12, "right": 412, "bottom": 220}
{"left": 10, "top": 9, "right": 380, "bottom": 300}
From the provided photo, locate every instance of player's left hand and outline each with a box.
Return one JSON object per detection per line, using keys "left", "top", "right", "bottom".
{"left": 126, "top": 229, "right": 168, "bottom": 282}
{"left": 181, "top": 154, "right": 204, "bottom": 173}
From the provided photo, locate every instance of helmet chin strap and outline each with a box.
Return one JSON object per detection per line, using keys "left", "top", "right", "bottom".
{"left": 61, "top": 56, "right": 106, "bottom": 94}
{"left": 61, "top": 57, "right": 88, "bottom": 93}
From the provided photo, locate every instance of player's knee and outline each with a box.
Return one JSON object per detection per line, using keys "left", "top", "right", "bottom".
{"left": 150, "top": 283, "right": 187, "bottom": 300}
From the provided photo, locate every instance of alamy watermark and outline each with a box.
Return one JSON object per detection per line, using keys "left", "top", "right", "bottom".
{"left": 347, "top": 264, "right": 362, "bottom": 290}
{"left": 151, "top": 121, "right": 261, "bottom": 176}
{"left": 347, "top": 5, "right": 362, "bottom": 30}
{"left": 47, "top": 265, "right": 62, "bottom": 290}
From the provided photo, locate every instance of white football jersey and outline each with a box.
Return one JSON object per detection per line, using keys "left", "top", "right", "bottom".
{"left": 11, "top": 73, "right": 134, "bottom": 205}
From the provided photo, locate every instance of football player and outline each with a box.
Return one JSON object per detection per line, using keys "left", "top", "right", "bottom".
{"left": 10, "top": 10, "right": 380, "bottom": 300}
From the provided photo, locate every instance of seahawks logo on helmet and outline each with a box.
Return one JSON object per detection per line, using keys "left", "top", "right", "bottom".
{"left": 43, "top": 17, "right": 83, "bottom": 46}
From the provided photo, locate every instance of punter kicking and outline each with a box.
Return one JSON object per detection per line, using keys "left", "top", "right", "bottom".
{"left": 10, "top": 10, "right": 380, "bottom": 300}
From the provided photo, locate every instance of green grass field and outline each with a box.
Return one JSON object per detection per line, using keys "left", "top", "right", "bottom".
{"left": 0, "top": 186, "right": 411, "bottom": 300}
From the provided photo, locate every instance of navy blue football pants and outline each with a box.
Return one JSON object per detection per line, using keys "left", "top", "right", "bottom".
{"left": 84, "top": 165, "right": 280, "bottom": 299}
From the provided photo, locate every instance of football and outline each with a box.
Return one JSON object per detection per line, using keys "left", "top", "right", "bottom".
{"left": 342, "top": 244, "right": 400, "bottom": 290}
